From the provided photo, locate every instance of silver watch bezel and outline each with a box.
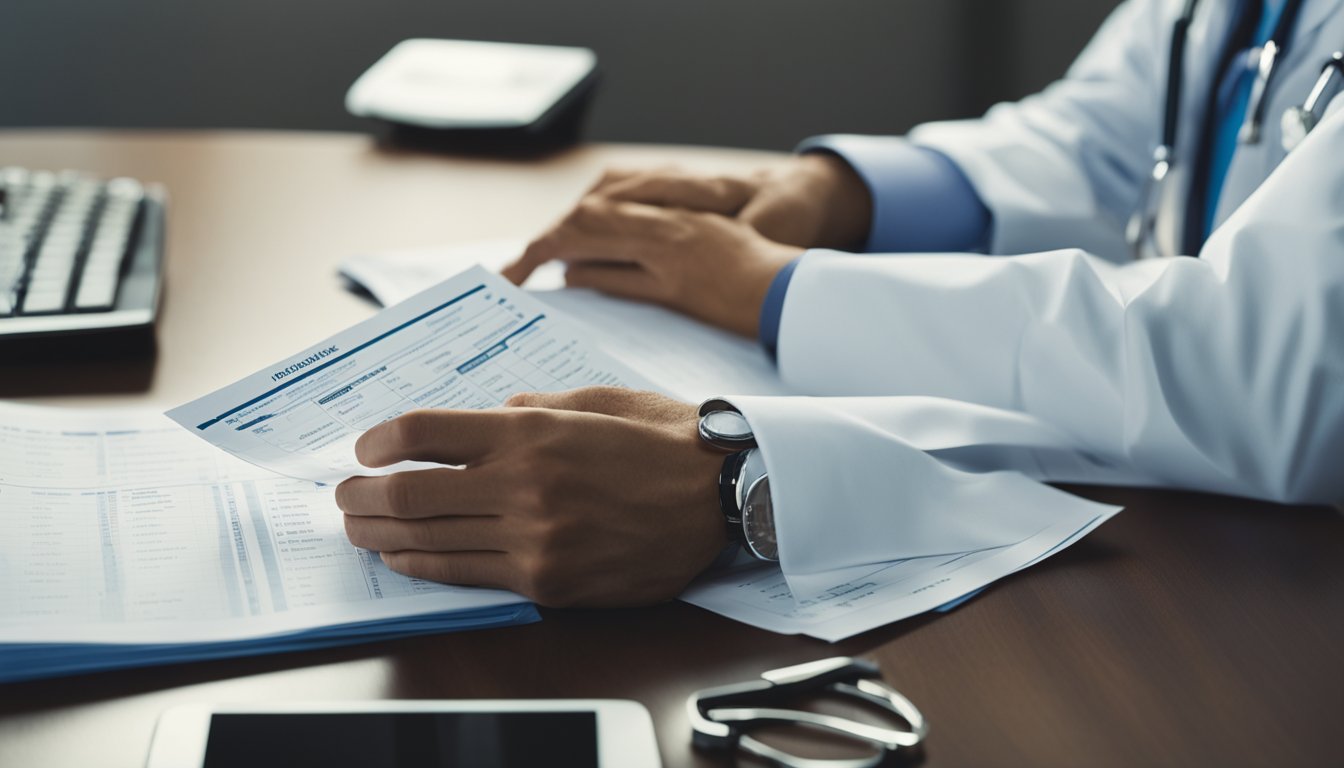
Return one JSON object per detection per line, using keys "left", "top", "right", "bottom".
{"left": 698, "top": 401, "right": 757, "bottom": 451}
{"left": 736, "top": 448, "right": 777, "bottom": 562}
{"left": 700, "top": 400, "right": 776, "bottom": 563}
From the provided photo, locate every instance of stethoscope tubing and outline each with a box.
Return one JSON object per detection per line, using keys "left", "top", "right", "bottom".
{"left": 1131, "top": 0, "right": 1326, "bottom": 259}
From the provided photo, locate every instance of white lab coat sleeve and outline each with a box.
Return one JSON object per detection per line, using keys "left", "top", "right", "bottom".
{"left": 772, "top": 105, "right": 1344, "bottom": 507}
{"left": 908, "top": 0, "right": 1171, "bottom": 261}
{"left": 717, "top": 394, "right": 1124, "bottom": 582}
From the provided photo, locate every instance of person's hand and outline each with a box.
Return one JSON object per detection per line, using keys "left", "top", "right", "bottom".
{"left": 502, "top": 198, "right": 803, "bottom": 337}
{"left": 584, "top": 153, "right": 872, "bottom": 250}
{"left": 335, "top": 387, "right": 728, "bottom": 608}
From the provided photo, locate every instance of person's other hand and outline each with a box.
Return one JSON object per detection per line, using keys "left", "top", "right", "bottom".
{"left": 583, "top": 153, "right": 871, "bottom": 249}
{"left": 335, "top": 387, "right": 728, "bottom": 608}
{"left": 502, "top": 198, "right": 803, "bottom": 337}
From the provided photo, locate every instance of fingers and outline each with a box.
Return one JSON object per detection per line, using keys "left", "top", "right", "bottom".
{"left": 500, "top": 254, "right": 537, "bottom": 286}
{"left": 505, "top": 228, "right": 636, "bottom": 288}
{"left": 378, "top": 550, "right": 518, "bottom": 592}
{"left": 356, "top": 409, "right": 507, "bottom": 468}
{"left": 502, "top": 234, "right": 572, "bottom": 285}
{"left": 604, "top": 172, "right": 757, "bottom": 215}
{"left": 336, "top": 467, "right": 500, "bottom": 519}
{"left": 505, "top": 200, "right": 664, "bottom": 285}
{"left": 510, "top": 163, "right": 762, "bottom": 285}
{"left": 564, "top": 262, "right": 665, "bottom": 302}
{"left": 586, "top": 166, "right": 664, "bottom": 195}
{"left": 568, "top": 198, "right": 689, "bottom": 240}
{"left": 345, "top": 512, "right": 503, "bottom": 552}
{"left": 511, "top": 167, "right": 764, "bottom": 300}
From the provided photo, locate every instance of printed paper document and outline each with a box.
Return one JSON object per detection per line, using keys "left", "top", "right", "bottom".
{"left": 340, "top": 239, "right": 789, "bottom": 400}
{"left": 681, "top": 510, "right": 1114, "bottom": 641}
{"left": 168, "top": 265, "right": 654, "bottom": 483}
{"left": 0, "top": 402, "right": 535, "bottom": 683}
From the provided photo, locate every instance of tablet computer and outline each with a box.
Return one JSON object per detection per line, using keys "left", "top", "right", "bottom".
{"left": 146, "top": 700, "right": 660, "bottom": 767}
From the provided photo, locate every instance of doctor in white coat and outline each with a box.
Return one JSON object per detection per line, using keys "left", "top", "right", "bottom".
{"left": 336, "top": 0, "right": 1344, "bottom": 607}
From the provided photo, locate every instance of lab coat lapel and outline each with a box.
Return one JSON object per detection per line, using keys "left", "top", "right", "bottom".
{"left": 1167, "top": 0, "right": 1240, "bottom": 257}
{"left": 1210, "top": 0, "right": 1344, "bottom": 235}
{"left": 1296, "top": 0, "right": 1344, "bottom": 39}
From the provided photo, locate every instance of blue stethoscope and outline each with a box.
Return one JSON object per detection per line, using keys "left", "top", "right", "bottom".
{"left": 1127, "top": 0, "right": 1344, "bottom": 259}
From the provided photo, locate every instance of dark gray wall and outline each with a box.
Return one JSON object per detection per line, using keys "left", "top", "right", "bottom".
{"left": 0, "top": 0, "right": 1120, "bottom": 150}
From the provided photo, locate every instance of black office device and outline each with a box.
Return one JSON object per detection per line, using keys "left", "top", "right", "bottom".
{"left": 346, "top": 40, "right": 600, "bottom": 156}
{"left": 0, "top": 167, "right": 164, "bottom": 355}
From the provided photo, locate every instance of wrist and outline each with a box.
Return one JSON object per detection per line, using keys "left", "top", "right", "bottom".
{"left": 736, "top": 242, "right": 803, "bottom": 338}
{"left": 670, "top": 432, "right": 732, "bottom": 577}
{"left": 803, "top": 152, "right": 872, "bottom": 250}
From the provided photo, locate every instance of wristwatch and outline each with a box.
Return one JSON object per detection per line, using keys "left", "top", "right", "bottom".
{"left": 697, "top": 399, "right": 778, "bottom": 562}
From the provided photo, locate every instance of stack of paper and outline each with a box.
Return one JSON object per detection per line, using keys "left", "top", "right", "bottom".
{"left": 0, "top": 402, "right": 536, "bottom": 684}
{"left": 0, "top": 248, "right": 1120, "bottom": 680}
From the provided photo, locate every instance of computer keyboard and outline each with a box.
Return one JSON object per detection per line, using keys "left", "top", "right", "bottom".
{"left": 0, "top": 167, "right": 164, "bottom": 343}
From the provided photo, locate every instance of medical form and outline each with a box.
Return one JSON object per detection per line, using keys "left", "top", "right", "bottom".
{"left": 168, "top": 266, "right": 652, "bottom": 484}
{"left": 0, "top": 401, "right": 534, "bottom": 682}
{"left": 340, "top": 239, "right": 791, "bottom": 400}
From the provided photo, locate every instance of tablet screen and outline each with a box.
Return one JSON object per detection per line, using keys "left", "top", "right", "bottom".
{"left": 203, "top": 711, "right": 598, "bottom": 767}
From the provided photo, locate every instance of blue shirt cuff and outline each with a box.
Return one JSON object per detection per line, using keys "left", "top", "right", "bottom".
{"left": 758, "top": 256, "right": 802, "bottom": 356}
{"left": 796, "top": 134, "right": 992, "bottom": 253}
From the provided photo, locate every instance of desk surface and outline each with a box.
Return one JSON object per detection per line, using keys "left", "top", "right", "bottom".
{"left": 1, "top": 130, "right": 1341, "bottom": 768}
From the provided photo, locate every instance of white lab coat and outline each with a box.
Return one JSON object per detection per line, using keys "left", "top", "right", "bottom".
{"left": 724, "top": 0, "right": 1344, "bottom": 583}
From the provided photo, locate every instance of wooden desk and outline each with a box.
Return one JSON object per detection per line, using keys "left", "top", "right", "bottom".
{"left": 1, "top": 131, "right": 1341, "bottom": 768}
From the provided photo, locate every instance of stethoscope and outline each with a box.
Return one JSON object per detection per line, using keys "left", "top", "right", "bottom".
{"left": 688, "top": 657, "right": 928, "bottom": 768}
{"left": 1127, "top": 0, "right": 1344, "bottom": 259}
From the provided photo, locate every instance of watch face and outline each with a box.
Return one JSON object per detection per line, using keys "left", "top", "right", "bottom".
{"left": 742, "top": 475, "right": 778, "bottom": 561}
{"left": 702, "top": 410, "right": 752, "bottom": 439}
{"left": 699, "top": 410, "right": 756, "bottom": 450}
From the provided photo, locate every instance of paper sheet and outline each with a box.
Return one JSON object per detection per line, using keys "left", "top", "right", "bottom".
{"left": 0, "top": 402, "right": 531, "bottom": 649}
{"left": 340, "top": 239, "right": 790, "bottom": 400}
{"left": 681, "top": 511, "right": 1115, "bottom": 641}
{"left": 168, "top": 265, "right": 654, "bottom": 484}
{"left": 336, "top": 241, "right": 1123, "bottom": 641}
